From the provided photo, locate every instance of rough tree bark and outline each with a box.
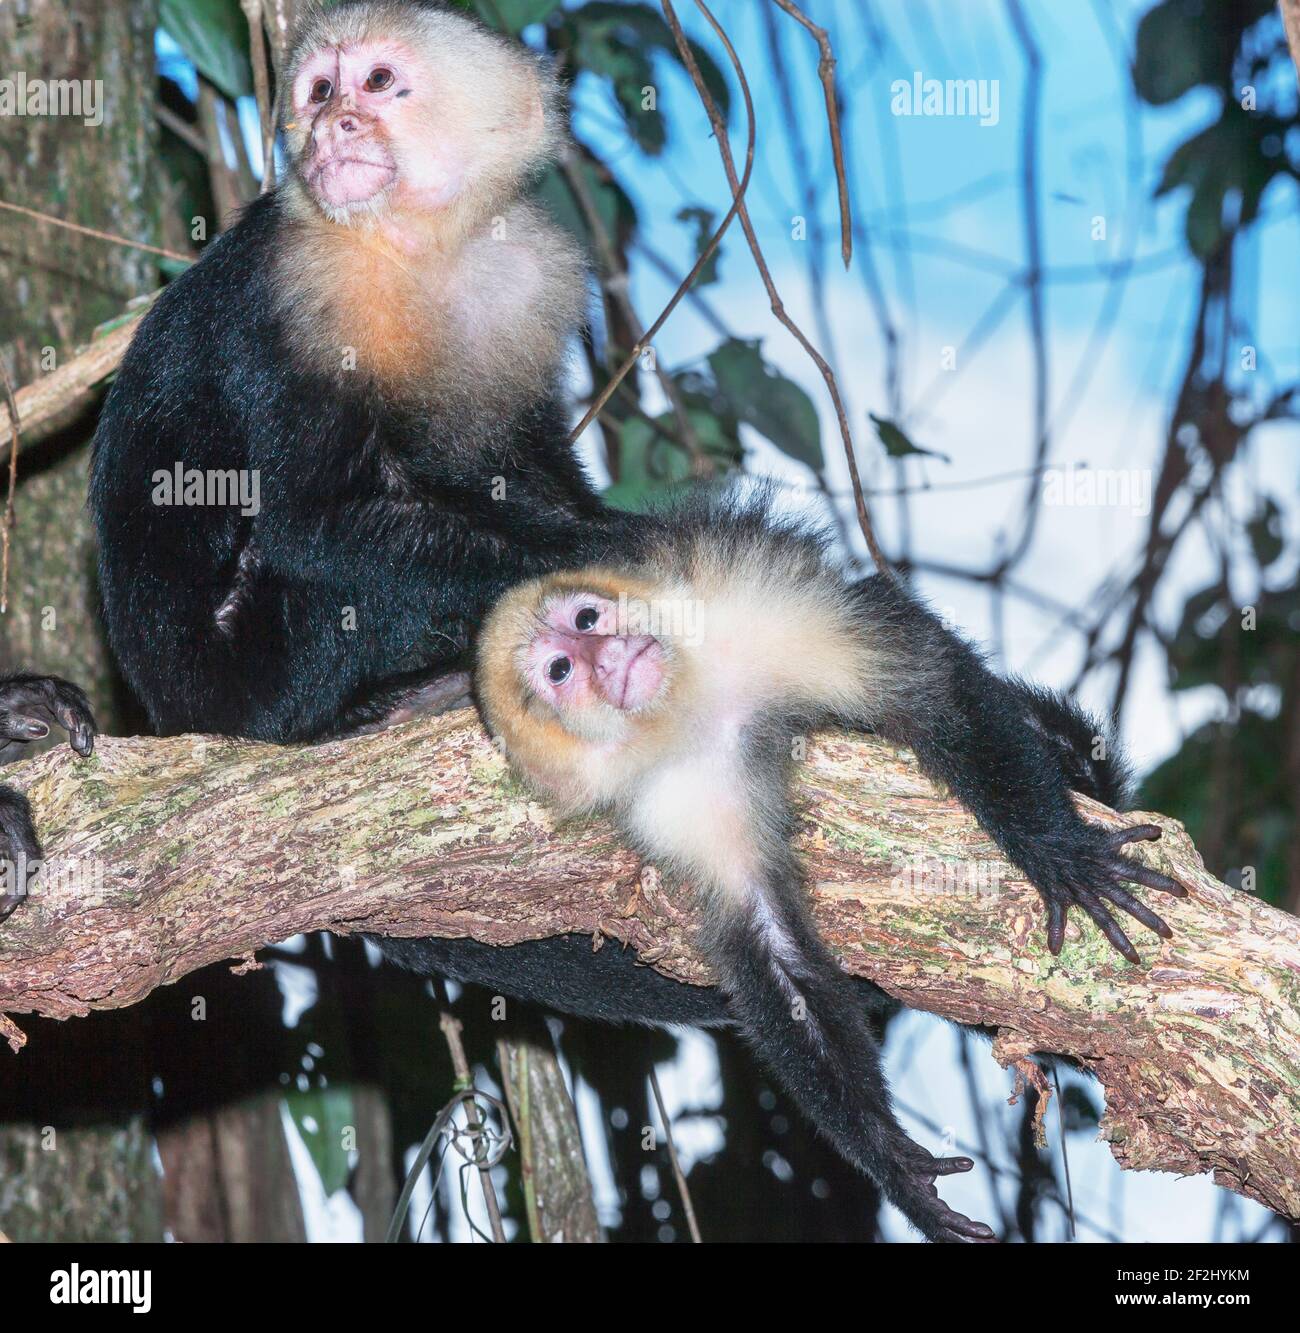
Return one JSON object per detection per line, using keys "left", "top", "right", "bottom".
{"left": 0, "top": 711, "right": 1296, "bottom": 1219}
{"left": 0, "top": 0, "right": 161, "bottom": 1241}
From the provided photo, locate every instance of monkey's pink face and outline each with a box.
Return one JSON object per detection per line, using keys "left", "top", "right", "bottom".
{"left": 292, "top": 40, "right": 464, "bottom": 214}
{"left": 525, "top": 593, "right": 666, "bottom": 716}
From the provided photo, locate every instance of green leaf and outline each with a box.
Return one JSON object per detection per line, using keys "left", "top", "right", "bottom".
{"left": 567, "top": 1, "right": 730, "bottom": 156}
{"left": 868, "top": 412, "right": 950, "bottom": 462}
{"left": 676, "top": 207, "right": 721, "bottom": 286}
{"left": 708, "top": 339, "right": 822, "bottom": 471}
{"left": 602, "top": 407, "right": 739, "bottom": 510}
{"left": 160, "top": 0, "right": 252, "bottom": 101}
{"left": 285, "top": 1086, "right": 356, "bottom": 1197}
{"left": 1154, "top": 107, "right": 1289, "bottom": 257}
{"left": 1134, "top": 0, "right": 1275, "bottom": 105}
{"left": 486, "top": 0, "right": 564, "bottom": 33}
{"left": 534, "top": 157, "right": 636, "bottom": 252}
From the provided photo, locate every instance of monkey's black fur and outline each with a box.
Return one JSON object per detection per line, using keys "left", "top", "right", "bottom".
{"left": 90, "top": 193, "right": 619, "bottom": 744}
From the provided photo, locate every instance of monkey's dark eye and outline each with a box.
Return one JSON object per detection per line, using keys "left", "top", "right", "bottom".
{"left": 309, "top": 78, "right": 333, "bottom": 104}
{"left": 547, "top": 656, "right": 573, "bottom": 684}
{"left": 574, "top": 607, "right": 599, "bottom": 632}
{"left": 366, "top": 67, "right": 395, "bottom": 92}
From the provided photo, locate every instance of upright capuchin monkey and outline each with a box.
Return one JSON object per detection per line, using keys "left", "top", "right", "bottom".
{"left": 92, "top": 0, "right": 613, "bottom": 743}
{"left": 86, "top": 0, "right": 1185, "bottom": 1238}
{"left": 477, "top": 497, "right": 1187, "bottom": 1242}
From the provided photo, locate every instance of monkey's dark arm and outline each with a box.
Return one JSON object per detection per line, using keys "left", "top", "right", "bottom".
{"left": 850, "top": 576, "right": 1184, "bottom": 962}
{"left": 0, "top": 675, "right": 96, "bottom": 922}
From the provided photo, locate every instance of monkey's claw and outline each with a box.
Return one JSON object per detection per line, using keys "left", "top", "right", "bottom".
{"left": 894, "top": 1146, "right": 997, "bottom": 1243}
{"left": 1039, "top": 823, "right": 1187, "bottom": 964}
{"left": 0, "top": 674, "right": 96, "bottom": 759}
{"left": 0, "top": 675, "right": 96, "bottom": 924}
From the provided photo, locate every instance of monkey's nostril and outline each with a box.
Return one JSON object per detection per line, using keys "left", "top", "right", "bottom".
{"left": 340, "top": 117, "right": 357, "bottom": 132}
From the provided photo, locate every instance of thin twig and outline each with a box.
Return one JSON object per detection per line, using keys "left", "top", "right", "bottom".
{"left": 155, "top": 103, "right": 208, "bottom": 156}
{"left": 438, "top": 1009, "right": 507, "bottom": 1242}
{"left": 661, "top": 0, "right": 890, "bottom": 574}
{"left": 241, "top": 0, "right": 278, "bottom": 192}
{"left": 1051, "top": 1066, "right": 1076, "bottom": 1241}
{"left": 0, "top": 359, "right": 21, "bottom": 614}
{"left": 0, "top": 198, "right": 192, "bottom": 265}
{"left": 648, "top": 1066, "right": 701, "bottom": 1243}
{"left": 560, "top": 150, "right": 709, "bottom": 474}
{"left": 770, "top": 0, "right": 852, "bottom": 268}
{"left": 566, "top": 9, "right": 757, "bottom": 449}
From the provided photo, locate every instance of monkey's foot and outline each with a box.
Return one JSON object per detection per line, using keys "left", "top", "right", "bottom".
{"left": 0, "top": 674, "right": 96, "bottom": 758}
{"left": 0, "top": 788, "right": 41, "bottom": 924}
{"left": 1037, "top": 823, "right": 1187, "bottom": 964}
{"left": 0, "top": 675, "right": 96, "bottom": 924}
{"left": 892, "top": 1146, "right": 996, "bottom": 1244}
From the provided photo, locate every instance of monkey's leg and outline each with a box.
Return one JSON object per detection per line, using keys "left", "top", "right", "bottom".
{"left": 702, "top": 856, "right": 995, "bottom": 1243}
{"left": 0, "top": 674, "right": 97, "bottom": 921}
{"left": 334, "top": 669, "right": 474, "bottom": 737}
{"left": 854, "top": 577, "right": 1185, "bottom": 962}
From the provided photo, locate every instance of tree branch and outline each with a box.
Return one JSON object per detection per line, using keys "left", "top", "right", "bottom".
{"left": 0, "top": 711, "right": 1296, "bottom": 1218}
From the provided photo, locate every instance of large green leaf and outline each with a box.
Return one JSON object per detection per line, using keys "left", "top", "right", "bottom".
{"left": 602, "top": 406, "right": 740, "bottom": 510}
{"left": 567, "top": 1, "right": 730, "bottom": 156}
{"left": 707, "top": 339, "right": 822, "bottom": 471}
{"left": 1134, "top": 0, "right": 1274, "bottom": 105}
{"left": 160, "top": 0, "right": 252, "bottom": 101}
{"left": 1154, "top": 107, "right": 1289, "bottom": 257}
{"left": 285, "top": 1086, "right": 357, "bottom": 1197}
{"left": 534, "top": 157, "right": 637, "bottom": 252}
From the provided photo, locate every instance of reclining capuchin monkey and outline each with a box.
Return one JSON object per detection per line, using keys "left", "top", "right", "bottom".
{"left": 476, "top": 497, "right": 1187, "bottom": 1243}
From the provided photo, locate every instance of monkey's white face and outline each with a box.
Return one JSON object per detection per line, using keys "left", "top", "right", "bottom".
{"left": 291, "top": 40, "right": 468, "bottom": 217}
{"left": 524, "top": 592, "right": 667, "bottom": 723}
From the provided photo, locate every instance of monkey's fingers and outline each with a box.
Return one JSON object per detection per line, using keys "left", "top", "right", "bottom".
{"left": 1098, "top": 882, "right": 1173, "bottom": 939}
{"left": 1045, "top": 898, "right": 1068, "bottom": 955}
{"left": 939, "top": 1209, "right": 998, "bottom": 1243}
{"left": 0, "top": 712, "right": 52, "bottom": 744}
{"left": 0, "top": 677, "right": 96, "bottom": 757}
{"left": 929, "top": 1155, "right": 974, "bottom": 1178}
{"left": 37, "top": 677, "right": 97, "bottom": 756}
{"left": 1072, "top": 887, "right": 1141, "bottom": 965}
{"left": 1107, "top": 826, "right": 1187, "bottom": 897}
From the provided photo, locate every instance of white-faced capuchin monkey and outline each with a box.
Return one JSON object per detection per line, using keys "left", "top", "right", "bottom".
{"left": 477, "top": 497, "right": 1187, "bottom": 1243}
{"left": 93, "top": 0, "right": 613, "bottom": 738}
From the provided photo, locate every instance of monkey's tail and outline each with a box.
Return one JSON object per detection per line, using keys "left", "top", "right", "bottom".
{"left": 698, "top": 861, "right": 948, "bottom": 1238}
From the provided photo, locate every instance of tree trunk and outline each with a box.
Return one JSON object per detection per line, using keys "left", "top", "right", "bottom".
{"left": 0, "top": 710, "right": 1296, "bottom": 1221}
{"left": 0, "top": 0, "right": 161, "bottom": 1242}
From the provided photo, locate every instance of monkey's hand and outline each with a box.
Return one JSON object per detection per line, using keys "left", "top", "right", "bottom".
{"left": 1032, "top": 823, "right": 1187, "bottom": 965}
{"left": 0, "top": 675, "right": 97, "bottom": 923}
{"left": 891, "top": 1143, "right": 996, "bottom": 1243}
